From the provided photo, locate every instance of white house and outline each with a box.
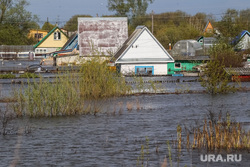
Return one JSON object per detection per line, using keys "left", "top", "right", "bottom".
{"left": 112, "top": 26, "right": 174, "bottom": 75}
{"left": 234, "top": 30, "right": 250, "bottom": 50}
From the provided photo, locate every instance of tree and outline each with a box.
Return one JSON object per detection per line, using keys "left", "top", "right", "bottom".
{"left": 200, "top": 42, "right": 241, "bottom": 94}
{"left": 217, "top": 9, "right": 241, "bottom": 38}
{"left": 64, "top": 15, "right": 92, "bottom": 32}
{"left": 5, "top": 0, "right": 39, "bottom": 32}
{"left": 108, "top": 0, "right": 154, "bottom": 17}
{"left": 42, "top": 21, "right": 55, "bottom": 32}
{"left": 0, "top": 24, "right": 27, "bottom": 45}
{"left": 209, "top": 40, "right": 243, "bottom": 67}
{"left": 0, "top": 0, "right": 12, "bottom": 24}
{"left": 0, "top": 0, "right": 39, "bottom": 45}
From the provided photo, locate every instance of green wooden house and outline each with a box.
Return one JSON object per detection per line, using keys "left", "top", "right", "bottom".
{"left": 167, "top": 55, "right": 210, "bottom": 76}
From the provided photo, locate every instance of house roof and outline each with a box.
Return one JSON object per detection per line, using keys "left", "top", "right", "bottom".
{"left": 203, "top": 21, "right": 213, "bottom": 33}
{"left": 232, "top": 30, "right": 250, "bottom": 45}
{"left": 224, "top": 67, "right": 250, "bottom": 76}
{"left": 61, "top": 33, "right": 78, "bottom": 50}
{"left": 51, "top": 33, "right": 78, "bottom": 55}
{"left": 172, "top": 55, "right": 210, "bottom": 61}
{"left": 0, "top": 45, "right": 34, "bottom": 52}
{"left": 197, "top": 36, "right": 217, "bottom": 46}
{"left": 112, "top": 26, "right": 174, "bottom": 63}
{"left": 34, "top": 27, "right": 68, "bottom": 48}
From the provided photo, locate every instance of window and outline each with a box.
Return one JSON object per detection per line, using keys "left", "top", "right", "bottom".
{"left": 54, "top": 31, "right": 61, "bottom": 40}
{"left": 35, "top": 33, "right": 43, "bottom": 39}
{"left": 175, "top": 63, "right": 181, "bottom": 69}
{"left": 135, "top": 66, "right": 154, "bottom": 76}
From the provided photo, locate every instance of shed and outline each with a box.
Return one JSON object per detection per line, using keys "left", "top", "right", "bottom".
{"left": 112, "top": 26, "right": 174, "bottom": 76}
{"left": 78, "top": 17, "right": 128, "bottom": 56}
{"left": 197, "top": 36, "right": 217, "bottom": 49}
{"left": 232, "top": 30, "right": 250, "bottom": 51}
{"left": 172, "top": 40, "right": 203, "bottom": 57}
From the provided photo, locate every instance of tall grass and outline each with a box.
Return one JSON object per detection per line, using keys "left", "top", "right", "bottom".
{"left": 12, "top": 57, "right": 131, "bottom": 117}
{"left": 78, "top": 57, "right": 130, "bottom": 99}
{"left": 184, "top": 113, "right": 250, "bottom": 151}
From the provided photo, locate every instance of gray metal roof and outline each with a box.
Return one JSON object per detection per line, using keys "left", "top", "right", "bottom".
{"left": 224, "top": 68, "right": 250, "bottom": 76}
{"left": 0, "top": 45, "right": 34, "bottom": 52}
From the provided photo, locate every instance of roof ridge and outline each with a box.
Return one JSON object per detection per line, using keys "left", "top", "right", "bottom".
{"left": 34, "top": 27, "right": 68, "bottom": 48}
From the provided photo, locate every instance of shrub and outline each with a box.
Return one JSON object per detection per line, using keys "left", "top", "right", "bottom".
{"left": 0, "top": 74, "right": 15, "bottom": 79}
{"left": 19, "top": 73, "right": 39, "bottom": 78}
{"left": 13, "top": 57, "right": 131, "bottom": 117}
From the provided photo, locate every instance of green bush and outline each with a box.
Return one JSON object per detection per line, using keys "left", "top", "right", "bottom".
{"left": 200, "top": 41, "right": 241, "bottom": 94}
{"left": 19, "top": 73, "right": 39, "bottom": 78}
{"left": 13, "top": 57, "right": 131, "bottom": 117}
{"left": 0, "top": 74, "right": 16, "bottom": 79}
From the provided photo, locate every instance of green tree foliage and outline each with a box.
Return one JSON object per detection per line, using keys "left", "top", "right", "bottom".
{"left": 0, "top": 24, "right": 26, "bottom": 45}
{"left": 0, "top": 0, "right": 12, "bottom": 24}
{"left": 129, "top": 11, "right": 205, "bottom": 48}
{"left": 63, "top": 14, "right": 92, "bottom": 32}
{"left": 217, "top": 9, "right": 250, "bottom": 38}
{"left": 209, "top": 40, "right": 243, "bottom": 67}
{"left": 0, "top": 0, "right": 39, "bottom": 45}
{"left": 41, "top": 21, "right": 56, "bottom": 32}
{"left": 108, "top": 0, "right": 154, "bottom": 17}
{"left": 200, "top": 57, "right": 236, "bottom": 94}
{"left": 200, "top": 42, "right": 241, "bottom": 94}
{"left": 5, "top": 0, "right": 39, "bottom": 31}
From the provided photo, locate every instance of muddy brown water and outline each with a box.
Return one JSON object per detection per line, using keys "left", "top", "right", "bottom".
{"left": 0, "top": 75, "right": 250, "bottom": 166}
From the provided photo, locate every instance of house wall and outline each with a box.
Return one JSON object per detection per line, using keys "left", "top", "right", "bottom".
{"left": 35, "top": 47, "right": 61, "bottom": 55}
{"left": 28, "top": 30, "right": 48, "bottom": 41}
{"left": 78, "top": 17, "right": 128, "bottom": 56}
{"left": 121, "top": 29, "right": 170, "bottom": 60}
{"left": 120, "top": 64, "right": 168, "bottom": 75}
{"left": 237, "top": 34, "right": 250, "bottom": 50}
{"left": 167, "top": 61, "right": 201, "bottom": 75}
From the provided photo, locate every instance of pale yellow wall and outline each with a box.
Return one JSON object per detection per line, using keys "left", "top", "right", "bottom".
{"left": 28, "top": 30, "right": 48, "bottom": 41}
{"left": 38, "top": 29, "right": 68, "bottom": 48}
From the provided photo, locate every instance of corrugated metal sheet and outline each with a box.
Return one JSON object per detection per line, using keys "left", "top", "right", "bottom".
{"left": 0, "top": 45, "right": 34, "bottom": 52}
{"left": 78, "top": 17, "right": 128, "bottom": 56}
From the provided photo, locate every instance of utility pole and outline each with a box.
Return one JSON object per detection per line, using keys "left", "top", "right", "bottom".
{"left": 151, "top": 10, "right": 154, "bottom": 35}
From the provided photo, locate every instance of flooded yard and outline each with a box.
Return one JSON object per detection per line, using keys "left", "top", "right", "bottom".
{"left": 0, "top": 83, "right": 250, "bottom": 166}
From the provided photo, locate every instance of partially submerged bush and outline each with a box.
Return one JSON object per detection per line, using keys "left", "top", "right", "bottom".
{"left": 0, "top": 74, "right": 15, "bottom": 79}
{"left": 79, "top": 58, "right": 130, "bottom": 99}
{"left": 19, "top": 73, "right": 38, "bottom": 78}
{"left": 13, "top": 57, "right": 131, "bottom": 117}
{"left": 200, "top": 41, "right": 241, "bottom": 94}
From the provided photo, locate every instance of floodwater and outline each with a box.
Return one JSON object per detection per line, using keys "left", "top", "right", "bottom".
{"left": 0, "top": 60, "right": 250, "bottom": 166}
{"left": 0, "top": 88, "right": 250, "bottom": 166}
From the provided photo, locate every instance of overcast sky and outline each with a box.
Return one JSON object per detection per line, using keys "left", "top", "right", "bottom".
{"left": 27, "top": 0, "right": 249, "bottom": 27}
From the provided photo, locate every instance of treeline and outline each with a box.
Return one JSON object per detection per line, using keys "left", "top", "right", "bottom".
{"left": 129, "top": 9, "right": 250, "bottom": 48}
{"left": 0, "top": 0, "right": 249, "bottom": 46}
{"left": 62, "top": 8, "right": 250, "bottom": 48}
